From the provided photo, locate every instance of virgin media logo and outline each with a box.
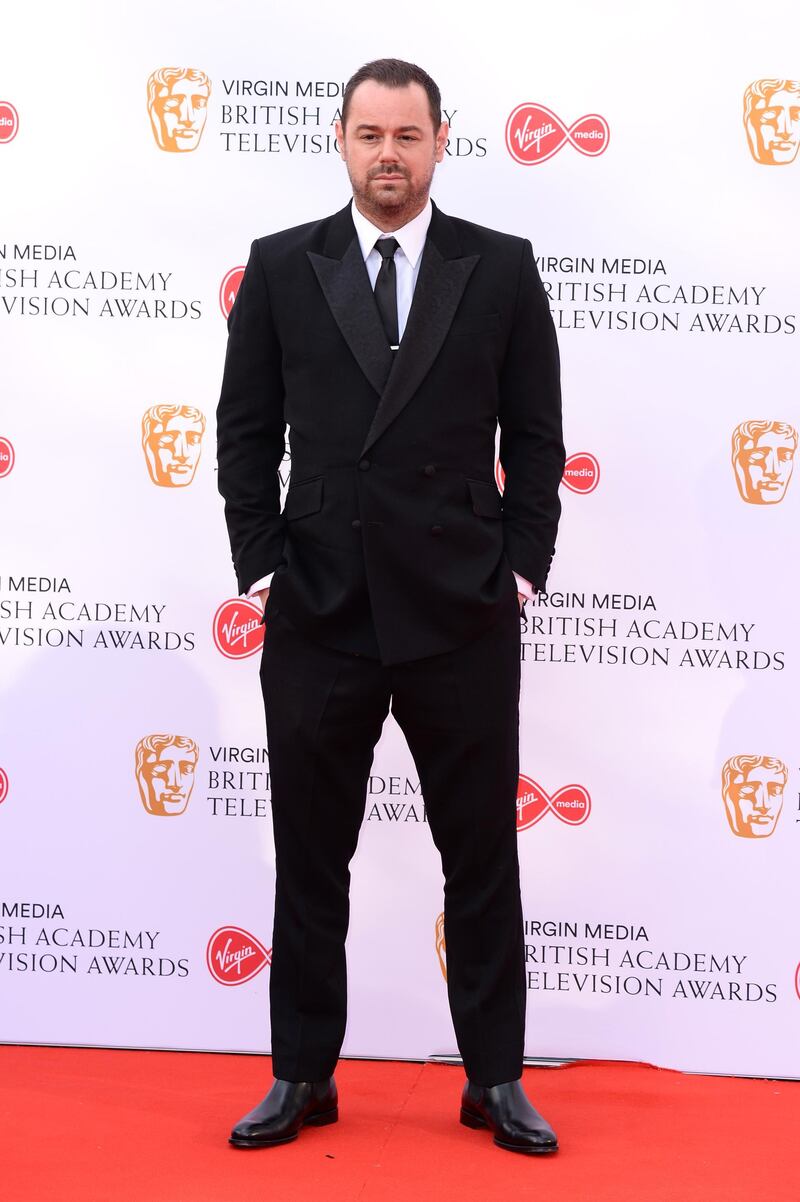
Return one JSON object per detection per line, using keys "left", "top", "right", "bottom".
{"left": 219, "top": 266, "right": 245, "bottom": 318}
{"left": 562, "top": 452, "right": 600, "bottom": 494}
{"left": 0, "top": 767, "right": 8, "bottom": 804}
{"left": 0, "top": 102, "right": 19, "bottom": 144}
{"left": 516, "top": 775, "right": 591, "bottom": 832}
{"left": 506, "top": 103, "right": 610, "bottom": 165}
{"left": 0, "top": 437, "right": 15, "bottom": 479}
{"left": 496, "top": 453, "right": 600, "bottom": 495}
{"left": 206, "top": 926, "right": 271, "bottom": 985}
{"left": 795, "top": 962, "right": 800, "bottom": 1001}
{"left": 213, "top": 598, "right": 265, "bottom": 659}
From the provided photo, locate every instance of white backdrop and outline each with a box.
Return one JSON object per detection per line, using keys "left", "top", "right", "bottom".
{"left": 2, "top": 0, "right": 799, "bottom": 1078}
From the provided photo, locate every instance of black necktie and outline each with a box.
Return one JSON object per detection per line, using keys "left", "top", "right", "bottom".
{"left": 374, "top": 236, "right": 400, "bottom": 349}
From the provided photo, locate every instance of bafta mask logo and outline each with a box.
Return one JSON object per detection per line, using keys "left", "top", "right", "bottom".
{"left": 142, "top": 404, "right": 206, "bottom": 487}
{"left": 220, "top": 266, "right": 245, "bottom": 319}
{"left": 0, "top": 436, "right": 15, "bottom": 478}
{"left": 743, "top": 79, "right": 800, "bottom": 166}
{"left": 731, "top": 421, "right": 797, "bottom": 505}
{"left": 0, "top": 101, "right": 19, "bottom": 144}
{"left": 721, "top": 755, "right": 787, "bottom": 839}
{"left": 516, "top": 774, "right": 591, "bottom": 832}
{"left": 435, "top": 912, "right": 447, "bottom": 982}
{"left": 135, "top": 734, "right": 198, "bottom": 816}
{"left": 206, "top": 926, "right": 271, "bottom": 985}
{"left": 147, "top": 68, "right": 211, "bottom": 153}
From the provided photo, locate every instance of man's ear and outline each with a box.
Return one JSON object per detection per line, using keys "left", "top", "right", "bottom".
{"left": 334, "top": 118, "right": 345, "bottom": 158}
{"left": 435, "top": 121, "right": 449, "bottom": 162}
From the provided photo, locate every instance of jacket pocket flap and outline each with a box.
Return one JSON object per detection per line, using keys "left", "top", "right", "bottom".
{"left": 467, "top": 478, "right": 503, "bottom": 518}
{"left": 283, "top": 476, "right": 323, "bottom": 520}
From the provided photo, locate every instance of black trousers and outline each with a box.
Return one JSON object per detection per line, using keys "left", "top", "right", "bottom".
{"left": 259, "top": 594, "right": 526, "bottom": 1087}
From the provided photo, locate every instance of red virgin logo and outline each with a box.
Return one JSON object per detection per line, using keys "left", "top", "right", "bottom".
{"left": 795, "top": 963, "right": 800, "bottom": 1001}
{"left": 213, "top": 598, "right": 265, "bottom": 659}
{"left": 506, "top": 103, "right": 609, "bottom": 165}
{"left": 516, "top": 775, "right": 591, "bottom": 831}
{"left": 0, "top": 102, "right": 19, "bottom": 144}
{"left": 206, "top": 926, "right": 271, "bottom": 985}
{"left": 0, "top": 768, "right": 8, "bottom": 804}
{"left": 219, "top": 266, "right": 245, "bottom": 318}
{"left": 562, "top": 452, "right": 600, "bottom": 494}
{"left": 0, "top": 437, "right": 15, "bottom": 478}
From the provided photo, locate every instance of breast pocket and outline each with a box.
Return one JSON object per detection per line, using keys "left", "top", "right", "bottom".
{"left": 282, "top": 475, "right": 323, "bottom": 520}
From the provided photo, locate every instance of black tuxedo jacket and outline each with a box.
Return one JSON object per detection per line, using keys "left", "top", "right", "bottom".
{"left": 216, "top": 199, "right": 565, "bottom": 665}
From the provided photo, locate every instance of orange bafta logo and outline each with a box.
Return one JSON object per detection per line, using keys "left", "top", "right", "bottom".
{"left": 731, "top": 421, "right": 797, "bottom": 504}
{"left": 147, "top": 68, "right": 211, "bottom": 153}
{"left": 721, "top": 755, "right": 787, "bottom": 839}
{"left": 135, "top": 734, "right": 198, "bottom": 816}
{"left": 435, "top": 912, "right": 447, "bottom": 982}
{"left": 743, "top": 79, "right": 800, "bottom": 165}
{"left": 142, "top": 404, "right": 206, "bottom": 487}
{"left": 516, "top": 775, "right": 591, "bottom": 831}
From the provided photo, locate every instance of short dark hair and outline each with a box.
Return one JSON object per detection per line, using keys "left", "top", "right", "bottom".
{"left": 341, "top": 58, "right": 442, "bottom": 132}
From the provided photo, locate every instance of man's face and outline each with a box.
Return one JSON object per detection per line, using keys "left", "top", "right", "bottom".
{"left": 146, "top": 413, "right": 204, "bottom": 486}
{"left": 139, "top": 744, "right": 197, "bottom": 816}
{"left": 151, "top": 77, "right": 209, "bottom": 152}
{"left": 751, "top": 88, "right": 800, "bottom": 164}
{"left": 335, "top": 81, "right": 448, "bottom": 223}
{"left": 735, "top": 430, "right": 796, "bottom": 504}
{"left": 724, "top": 765, "right": 785, "bottom": 838}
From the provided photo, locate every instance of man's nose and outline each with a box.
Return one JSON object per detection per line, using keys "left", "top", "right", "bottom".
{"left": 178, "top": 96, "right": 194, "bottom": 126}
{"left": 166, "top": 764, "right": 181, "bottom": 788}
{"left": 173, "top": 434, "right": 189, "bottom": 461}
{"left": 764, "top": 451, "right": 779, "bottom": 478}
{"left": 378, "top": 134, "right": 400, "bottom": 162}
{"left": 776, "top": 108, "right": 791, "bottom": 136}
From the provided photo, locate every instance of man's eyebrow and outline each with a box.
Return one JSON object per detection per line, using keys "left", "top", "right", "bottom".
{"left": 353, "top": 123, "right": 425, "bottom": 133}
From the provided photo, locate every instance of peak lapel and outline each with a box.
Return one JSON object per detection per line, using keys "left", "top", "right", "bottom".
{"left": 360, "top": 211, "right": 479, "bottom": 456}
{"left": 307, "top": 214, "right": 393, "bottom": 397}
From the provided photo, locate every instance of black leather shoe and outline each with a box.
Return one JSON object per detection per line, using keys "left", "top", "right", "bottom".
{"left": 229, "top": 1077, "right": 338, "bottom": 1148}
{"left": 460, "top": 1079, "right": 558, "bottom": 1154}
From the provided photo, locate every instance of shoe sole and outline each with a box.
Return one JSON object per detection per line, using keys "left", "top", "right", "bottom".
{"left": 229, "top": 1106, "right": 338, "bottom": 1148}
{"left": 460, "top": 1107, "right": 558, "bottom": 1155}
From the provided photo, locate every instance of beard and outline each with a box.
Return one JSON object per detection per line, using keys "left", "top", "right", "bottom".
{"left": 346, "top": 159, "right": 436, "bottom": 227}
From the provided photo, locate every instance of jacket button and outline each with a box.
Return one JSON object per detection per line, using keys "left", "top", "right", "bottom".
{"left": 351, "top": 519, "right": 362, "bottom": 530}
{"left": 359, "top": 458, "right": 370, "bottom": 471}
{"left": 423, "top": 464, "right": 436, "bottom": 477}
{"left": 430, "top": 525, "right": 443, "bottom": 536}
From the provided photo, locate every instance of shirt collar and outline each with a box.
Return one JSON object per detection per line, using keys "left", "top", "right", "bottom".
{"left": 350, "top": 196, "right": 432, "bottom": 270}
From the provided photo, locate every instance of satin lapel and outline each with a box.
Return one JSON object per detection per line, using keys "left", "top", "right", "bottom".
{"left": 307, "top": 237, "right": 393, "bottom": 397}
{"left": 360, "top": 236, "right": 480, "bottom": 456}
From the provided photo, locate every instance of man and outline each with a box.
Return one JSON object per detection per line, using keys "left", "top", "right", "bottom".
{"left": 216, "top": 58, "right": 565, "bottom": 1155}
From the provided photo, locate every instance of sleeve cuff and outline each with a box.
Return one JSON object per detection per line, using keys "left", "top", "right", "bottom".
{"left": 245, "top": 573, "right": 274, "bottom": 597}
{"left": 513, "top": 572, "right": 536, "bottom": 600}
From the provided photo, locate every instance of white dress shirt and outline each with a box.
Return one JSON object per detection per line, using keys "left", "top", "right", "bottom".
{"left": 246, "top": 198, "right": 534, "bottom": 602}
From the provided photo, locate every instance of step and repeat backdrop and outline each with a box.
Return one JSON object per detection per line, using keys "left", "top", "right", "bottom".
{"left": 1, "top": 2, "right": 799, "bottom": 1078}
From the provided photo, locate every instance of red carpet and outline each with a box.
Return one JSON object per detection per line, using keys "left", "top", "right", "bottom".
{"left": 1, "top": 1047, "right": 797, "bottom": 1201}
